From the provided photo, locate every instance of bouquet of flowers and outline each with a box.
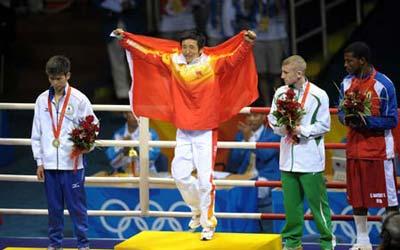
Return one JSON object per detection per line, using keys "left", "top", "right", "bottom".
{"left": 271, "top": 87, "right": 306, "bottom": 144}
{"left": 69, "top": 115, "right": 99, "bottom": 172}
{"left": 339, "top": 89, "right": 371, "bottom": 127}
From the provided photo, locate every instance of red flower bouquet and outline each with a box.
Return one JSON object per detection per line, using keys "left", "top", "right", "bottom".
{"left": 272, "top": 88, "right": 306, "bottom": 144}
{"left": 69, "top": 115, "right": 99, "bottom": 172}
{"left": 340, "top": 89, "right": 371, "bottom": 127}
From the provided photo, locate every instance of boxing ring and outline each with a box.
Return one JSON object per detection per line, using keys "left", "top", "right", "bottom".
{"left": 0, "top": 103, "right": 397, "bottom": 249}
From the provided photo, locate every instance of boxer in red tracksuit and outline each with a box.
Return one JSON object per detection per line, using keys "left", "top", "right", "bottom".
{"left": 338, "top": 42, "right": 399, "bottom": 250}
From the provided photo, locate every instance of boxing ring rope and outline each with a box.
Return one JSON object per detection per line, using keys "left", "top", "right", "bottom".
{"left": 0, "top": 174, "right": 354, "bottom": 188}
{"left": 0, "top": 103, "right": 396, "bottom": 223}
{"left": 0, "top": 138, "right": 346, "bottom": 149}
{"left": 0, "top": 209, "right": 383, "bottom": 222}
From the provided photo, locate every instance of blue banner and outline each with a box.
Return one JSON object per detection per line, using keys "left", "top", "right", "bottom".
{"left": 86, "top": 186, "right": 260, "bottom": 239}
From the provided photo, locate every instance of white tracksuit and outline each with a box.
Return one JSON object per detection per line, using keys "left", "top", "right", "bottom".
{"left": 31, "top": 84, "right": 98, "bottom": 170}
{"left": 171, "top": 129, "right": 218, "bottom": 229}
{"left": 268, "top": 82, "right": 330, "bottom": 172}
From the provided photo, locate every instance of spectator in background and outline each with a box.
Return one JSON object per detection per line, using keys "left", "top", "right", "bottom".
{"left": 227, "top": 100, "right": 280, "bottom": 232}
{"left": 95, "top": 0, "right": 147, "bottom": 100}
{"left": 106, "top": 111, "right": 168, "bottom": 176}
{"left": 0, "top": 1, "right": 16, "bottom": 50}
{"left": 378, "top": 212, "right": 400, "bottom": 250}
{"left": 233, "top": 0, "right": 288, "bottom": 106}
{"left": 158, "top": 0, "right": 196, "bottom": 40}
{"left": 191, "top": 0, "right": 210, "bottom": 38}
{"left": 27, "top": 0, "right": 43, "bottom": 13}
{"left": 0, "top": 1, "right": 16, "bottom": 96}
{"left": 9, "top": 0, "right": 42, "bottom": 14}
{"left": 206, "top": 0, "right": 235, "bottom": 46}
{"left": 338, "top": 42, "right": 399, "bottom": 250}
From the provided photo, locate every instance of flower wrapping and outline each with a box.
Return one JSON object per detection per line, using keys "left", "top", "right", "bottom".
{"left": 69, "top": 115, "right": 99, "bottom": 173}
{"left": 272, "top": 87, "right": 306, "bottom": 144}
{"left": 339, "top": 89, "right": 371, "bottom": 127}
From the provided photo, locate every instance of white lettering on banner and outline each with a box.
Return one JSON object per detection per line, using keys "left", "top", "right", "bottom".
{"left": 99, "top": 199, "right": 188, "bottom": 239}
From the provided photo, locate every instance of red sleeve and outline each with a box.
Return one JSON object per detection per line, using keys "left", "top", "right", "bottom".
{"left": 119, "top": 32, "right": 166, "bottom": 67}
{"left": 215, "top": 41, "right": 253, "bottom": 74}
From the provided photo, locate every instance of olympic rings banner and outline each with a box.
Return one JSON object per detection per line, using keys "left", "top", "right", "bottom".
{"left": 86, "top": 186, "right": 261, "bottom": 239}
{"left": 272, "top": 190, "right": 384, "bottom": 244}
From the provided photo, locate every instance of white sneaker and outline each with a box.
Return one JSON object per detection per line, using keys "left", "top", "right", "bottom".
{"left": 200, "top": 227, "right": 215, "bottom": 240}
{"left": 188, "top": 214, "right": 201, "bottom": 231}
{"left": 349, "top": 243, "right": 373, "bottom": 250}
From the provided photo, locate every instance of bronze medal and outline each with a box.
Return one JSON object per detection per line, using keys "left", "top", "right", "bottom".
{"left": 52, "top": 138, "right": 60, "bottom": 148}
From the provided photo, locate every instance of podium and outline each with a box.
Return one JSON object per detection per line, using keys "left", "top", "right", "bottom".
{"left": 115, "top": 231, "right": 282, "bottom": 250}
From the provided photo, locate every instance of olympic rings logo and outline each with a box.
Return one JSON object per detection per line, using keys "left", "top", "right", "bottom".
{"left": 99, "top": 199, "right": 189, "bottom": 239}
{"left": 99, "top": 199, "right": 386, "bottom": 241}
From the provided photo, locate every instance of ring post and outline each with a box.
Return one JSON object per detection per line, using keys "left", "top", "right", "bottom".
{"left": 139, "top": 116, "right": 150, "bottom": 216}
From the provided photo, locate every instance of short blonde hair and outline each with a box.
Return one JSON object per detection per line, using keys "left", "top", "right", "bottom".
{"left": 282, "top": 55, "right": 307, "bottom": 73}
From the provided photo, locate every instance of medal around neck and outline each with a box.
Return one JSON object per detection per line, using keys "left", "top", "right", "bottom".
{"left": 52, "top": 138, "right": 60, "bottom": 148}
{"left": 48, "top": 86, "right": 72, "bottom": 150}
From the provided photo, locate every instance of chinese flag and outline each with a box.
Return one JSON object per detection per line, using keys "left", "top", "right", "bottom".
{"left": 123, "top": 31, "right": 258, "bottom": 129}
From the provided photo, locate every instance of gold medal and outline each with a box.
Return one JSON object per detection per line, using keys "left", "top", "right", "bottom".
{"left": 52, "top": 138, "right": 60, "bottom": 148}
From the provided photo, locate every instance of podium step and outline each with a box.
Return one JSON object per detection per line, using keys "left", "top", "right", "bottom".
{"left": 115, "top": 231, "right": 282, "bottom": 250}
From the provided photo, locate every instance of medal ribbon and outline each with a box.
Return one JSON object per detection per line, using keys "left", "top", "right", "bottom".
{"left": 47, "top": 86, "right": 72, "bottom": 143}
{"left": 300, "top": 81, "right": 310, "bottom": 108}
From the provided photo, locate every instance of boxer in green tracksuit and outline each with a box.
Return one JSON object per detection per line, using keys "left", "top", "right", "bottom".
{"left": 268, "top": 55, "right": 335, "bottom": 250}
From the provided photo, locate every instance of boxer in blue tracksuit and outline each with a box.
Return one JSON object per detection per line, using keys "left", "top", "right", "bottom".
{"left": 31, "top": 55, "right": 98, "bottom": 250}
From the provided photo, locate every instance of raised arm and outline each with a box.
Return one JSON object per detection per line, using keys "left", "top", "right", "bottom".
{"left": 112, "top": 28, "right": 168, "bottom": 68}
{"left": 215, "top": 30, "right": 256, "bottom": 74}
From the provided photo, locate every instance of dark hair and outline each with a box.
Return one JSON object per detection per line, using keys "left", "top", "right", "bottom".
{"left": 380, "top": 211, "right": 400, "bottom": 250}
{"left": 179, "top": 30, "right": 206, "bottom": 50}
{"left": 45, "top": 55, "right": 71, "bottom": 76}
{"left": 344, "top": 41, "right": 371, "bottom": 62}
